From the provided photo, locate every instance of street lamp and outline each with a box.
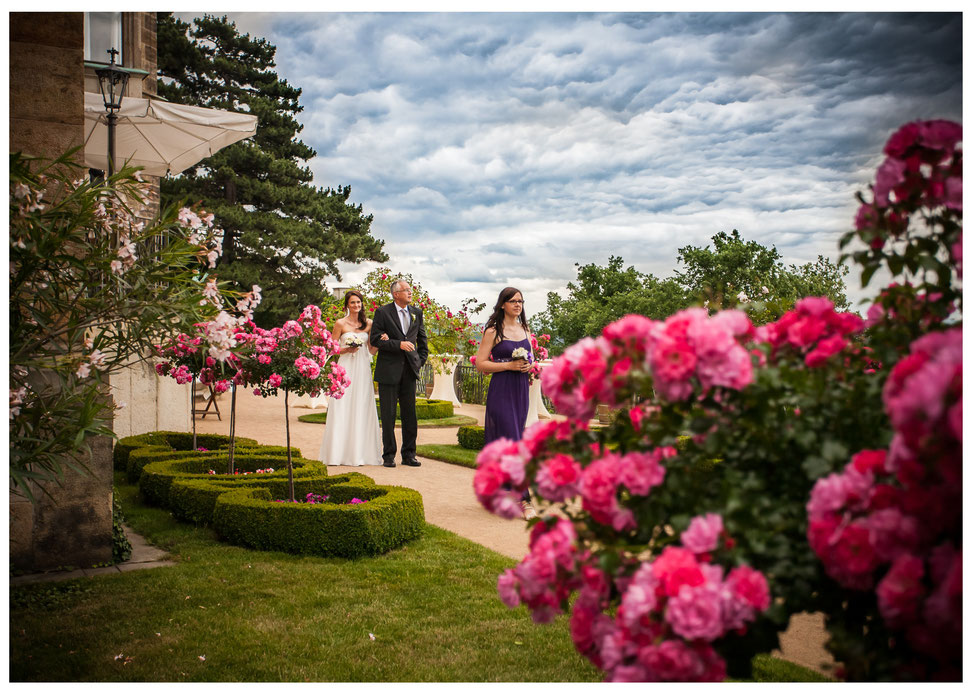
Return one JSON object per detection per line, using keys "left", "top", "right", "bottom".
{"left": 94, "top": 48, "right": 129, "bottom": 179}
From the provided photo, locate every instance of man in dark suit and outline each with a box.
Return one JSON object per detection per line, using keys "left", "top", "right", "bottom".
{"left": 370, "top": 278, "right": 428, "bottom": 467}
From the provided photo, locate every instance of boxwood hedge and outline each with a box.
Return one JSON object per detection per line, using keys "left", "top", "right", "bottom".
{"left": 376, "top": 398, "right": 454, "bottom": 420}
{"left": 119, "top": 431, "right": 425, "bottom": 558}
{"left": 457, "top": 425, "right": 486, "bottom": 450}
{"left": 113, "top": 431, "right": 260, "bottom": 471}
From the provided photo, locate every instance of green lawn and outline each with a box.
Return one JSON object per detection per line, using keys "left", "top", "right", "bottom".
{"left": 9, "top": 473, "right": 830, "bottom": 682}
{"left": 417, "top": 443, "right": 479, "bottom": 469}
{"left": 298, "top": 412, "right": 478, "bottom": 428}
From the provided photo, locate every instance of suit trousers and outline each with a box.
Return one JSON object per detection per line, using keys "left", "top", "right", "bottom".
{"left": 378, "top": 370, "right": 418, "bottom": 462}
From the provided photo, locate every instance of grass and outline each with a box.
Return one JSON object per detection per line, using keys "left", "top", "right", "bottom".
{"left": 9, "top": 473, "right": 599, "bottom": 682}
{"left": 297, "top": 412, "right": 478, "bottom": 428}
{"left": 9, "top": 472, "right": 830, "bottom": 683}
{"left": 417, "top": 444, "right": 479, "bottom": 469}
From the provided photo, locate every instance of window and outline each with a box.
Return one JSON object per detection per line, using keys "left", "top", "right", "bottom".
{"left": 84, "top": 12, "right": 122, "bottom": 63}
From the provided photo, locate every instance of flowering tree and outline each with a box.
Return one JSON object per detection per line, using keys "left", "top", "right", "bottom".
{"left": 473, "top": 120, "right": 961, "bottom": 681}
{"left": 154, "top": 283, "right": 262, "bottom": 451}
{"left": 324, "top": 266, "right": 485, "bottom": 363}
{"left": 234, "top": 305, "right": 348, "bottom": 500}
{"left": 9, "top": 150, "right": 237, "bottom": 501}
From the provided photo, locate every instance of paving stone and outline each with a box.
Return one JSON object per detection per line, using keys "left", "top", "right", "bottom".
{"left": 10, "top": 569, "right": 87, "bottom": 586}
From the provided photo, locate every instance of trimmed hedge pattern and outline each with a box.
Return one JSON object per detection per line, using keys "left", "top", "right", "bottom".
{"left": 457, "top": 425, "right": 486, "bottom": 450}
{"left": 117, "top": 431, "right": 425, "bottom": 558}
{"left": 113, "top": 431, "right": 260, "bottom": 471}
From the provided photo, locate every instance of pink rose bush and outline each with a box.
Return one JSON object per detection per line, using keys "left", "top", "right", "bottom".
{"left": 475, "top": 121, "right": 961, "bottom": 682}
{"left": 234, "top": 304, "right": 347, "bottom": 400}
{"left": 496, "top": 514, "right": 770, "bottom": 682}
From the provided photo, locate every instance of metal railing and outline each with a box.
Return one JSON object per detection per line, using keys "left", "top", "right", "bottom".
{"left": 455, "top": 364, "right": 488, "bottom": 405}
{"left": 415, "top": 362, "right": 433, "bottom": 397}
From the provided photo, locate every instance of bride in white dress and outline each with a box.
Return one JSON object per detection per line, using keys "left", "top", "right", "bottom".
{"left": 319, "top": 290, "right": 385, "bottom": 466}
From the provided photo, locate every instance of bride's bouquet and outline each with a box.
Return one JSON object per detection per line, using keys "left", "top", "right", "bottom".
{"left": 342, "top": 333, "right": 366, "bottom": 349}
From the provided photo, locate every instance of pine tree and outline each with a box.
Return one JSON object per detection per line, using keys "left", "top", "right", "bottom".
{"left": 157, "top": 13, "right": 387, "bottom": 325}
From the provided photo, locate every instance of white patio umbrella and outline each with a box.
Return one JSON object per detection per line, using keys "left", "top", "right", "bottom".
{"left": 83, "top": 92, "right": 258, "bottom": 177}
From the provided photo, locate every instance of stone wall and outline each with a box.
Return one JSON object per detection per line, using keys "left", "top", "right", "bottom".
{"left": 110, "top": 358, "right": 193, "bottom": 438}
{"left": 8, "top": 12, "right": 84, "bottom": 164}
{"left": 9, "top": 437, "right": 114, "bottom": 571}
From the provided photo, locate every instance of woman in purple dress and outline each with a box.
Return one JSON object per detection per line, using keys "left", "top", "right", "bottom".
{"left": 475, "top": 286, "right": 536, "bottom": 520}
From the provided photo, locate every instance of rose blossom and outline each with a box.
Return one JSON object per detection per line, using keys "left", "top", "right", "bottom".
{"left": 535, "top": 453, "right": 581, "bottom": 502}
{"left": 665, "top": 580, "right": 725, "bottom": 641}
{"left": 681, "top": 513, "right": 724, "bottom": 554}
{"left": 876, "top": 553, "right": 925, "bottom": 627}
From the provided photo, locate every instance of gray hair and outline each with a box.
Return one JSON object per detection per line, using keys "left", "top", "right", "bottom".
{"left": 389, "top": 278, "right": 410, "bottom": 297}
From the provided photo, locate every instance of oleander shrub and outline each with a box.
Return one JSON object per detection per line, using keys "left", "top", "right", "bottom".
{"left": 457, "top": 425, "right": 486, "bottom": 450}
{"left": 124, "top": 430, "right": 424, "bottom": 557}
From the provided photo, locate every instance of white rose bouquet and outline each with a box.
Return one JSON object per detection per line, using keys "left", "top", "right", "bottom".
{"left": 342, "top": 333, "right": 366, "bottom": 349}
{"left": 511, "top": 347, "right": 530, "bottom": 361}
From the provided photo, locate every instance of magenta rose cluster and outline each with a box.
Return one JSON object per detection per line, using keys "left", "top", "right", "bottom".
{"left": 856, "top": 119, "right": 961, "bottom": 242}
{"left": 756, "top": 296, "right": 865, "bottom": 368}
{"left": 155, "top": 328, "right": 235, "bottom": 393}
{"left": 496, "top": 512, "right": 770, "bottom": 682}
{"left": 474, "top": 408, "right": 772, "bottom": 681}
{"left": 807, "top": 326, "right": 961, "bottom": 676}
{"left": 233, "top": 305, "right": 348, "bottom": 399}
{"left": 541, "top": 308, "right": 756, "bottom": 421}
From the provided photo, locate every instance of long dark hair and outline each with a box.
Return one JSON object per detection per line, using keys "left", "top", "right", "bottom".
{"left": 484, "top": 286, "right": 527, "bottom": 344}
{"left": 344, "top": 290, "right": 368, "bottom": 330}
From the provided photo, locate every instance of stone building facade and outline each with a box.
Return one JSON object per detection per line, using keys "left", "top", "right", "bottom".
{"left": 9, "top": 12, "right": 192, "bottom": 572}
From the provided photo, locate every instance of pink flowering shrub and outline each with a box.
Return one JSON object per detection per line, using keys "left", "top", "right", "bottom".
{"left": 475, "top": 121, "right": 962, "bottom": 682}
{"left": 235, "top": 305, "right": 347, "bottom": 400}
{"left": 234, "top": 305, "right": 348, "bottom": 501}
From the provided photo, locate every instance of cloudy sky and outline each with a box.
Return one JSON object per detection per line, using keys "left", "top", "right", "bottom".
{"left": 195, "top": 10, "right": 962, "bottom": 322}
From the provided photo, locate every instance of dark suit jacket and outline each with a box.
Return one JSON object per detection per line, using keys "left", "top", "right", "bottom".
{"left": 370, "top": 302, "right": 428, "bottom": 384}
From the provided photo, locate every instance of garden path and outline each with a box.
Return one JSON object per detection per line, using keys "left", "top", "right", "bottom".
{"left": 195, "top": 391, "right": 835, "bottom": 676}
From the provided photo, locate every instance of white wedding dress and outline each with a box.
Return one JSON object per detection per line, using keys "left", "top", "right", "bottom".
{"left": 318, "top": 332, "right": 383, "bottom": 466}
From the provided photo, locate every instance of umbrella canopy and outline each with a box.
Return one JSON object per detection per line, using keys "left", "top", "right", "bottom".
{"left": 83, "top": 92, "right": 258, "bottom": 177}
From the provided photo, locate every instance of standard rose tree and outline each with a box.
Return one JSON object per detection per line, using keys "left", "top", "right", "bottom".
{"left": 234, "top": 305, "right": 349, "bottom": 500}
{"left": 474, "top": 120, "right": 961, "bottom": 682}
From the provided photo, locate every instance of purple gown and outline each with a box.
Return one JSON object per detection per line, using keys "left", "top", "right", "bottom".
{"left": 484, "top": 337, "right": 531, "bottom": 445}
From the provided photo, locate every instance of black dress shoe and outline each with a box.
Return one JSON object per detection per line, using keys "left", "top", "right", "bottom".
{"left": 382, "top": 460, "right": 396, "bottom": 468}
{"left": 401, "top": 458, "right": 421, "bottom": 467}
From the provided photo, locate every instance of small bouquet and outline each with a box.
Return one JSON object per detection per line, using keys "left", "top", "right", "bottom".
{"left": 342, "top": 333, "right": 366, "bottom": 349}
{"left": 511, "top": 346, "right": 530, "bottom": 361}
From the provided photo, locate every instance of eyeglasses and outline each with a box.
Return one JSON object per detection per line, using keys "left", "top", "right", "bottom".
{"left": 506, "top": 300, "right": 524, "bottom": 305}
{"left": 394, "top": 288, "right": 412, "bottom": 294}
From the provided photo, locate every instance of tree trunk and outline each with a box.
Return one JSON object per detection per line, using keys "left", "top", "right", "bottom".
{"left": 191, "top": 377, "right": 197, "bottom": 450}
{"left": 285, "top": 390, "right": 295, "bottom": 502}
{"left": 227, "top": 383, "right": 237, "bottom": 474}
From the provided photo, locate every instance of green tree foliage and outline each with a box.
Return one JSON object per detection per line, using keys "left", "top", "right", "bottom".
{"left": 533, "top": 232, "right": 850, "bottom": 355}
{"left": 675, "top": 230, "right": 849, "bottom": 323}
{"left": 156, "top": 13, "right": 387, "bottom": 326}
{"left": 530, "top": 257, "right": 690, "bottom": 354}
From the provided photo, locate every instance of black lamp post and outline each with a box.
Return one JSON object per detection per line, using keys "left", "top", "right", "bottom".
{"left": 94, "top": 48, "right": 129, "bottom": 179}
